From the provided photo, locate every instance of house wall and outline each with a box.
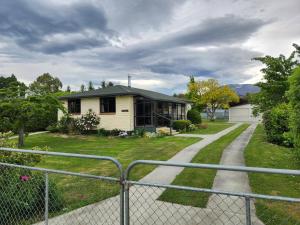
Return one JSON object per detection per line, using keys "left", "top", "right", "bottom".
{"left": 58, "top": 96, "right": 135, "bottom": 131}
{"left": 229, "top": 104, "right": 262, "bottom": 123}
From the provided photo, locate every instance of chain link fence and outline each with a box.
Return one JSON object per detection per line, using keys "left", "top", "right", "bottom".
{"left": 0, "top": 149, "right": 300, "bottom": 225}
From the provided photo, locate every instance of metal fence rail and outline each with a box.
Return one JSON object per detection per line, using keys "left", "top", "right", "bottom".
{"left": 125, "top": 160, "right": 300, "bottom": 225}
{"left": 0, "top": 148, "right": 300, "bottom": 225}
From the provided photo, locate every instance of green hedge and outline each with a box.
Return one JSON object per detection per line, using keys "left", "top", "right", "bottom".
{"left": 172, "top": 120, "right": 192, "bottom": 131}
{"left": 187, "top": 109, "right": 202, "bottom": 124}
{"left": 262, "top": 103, "right": 290, "bottom": 146}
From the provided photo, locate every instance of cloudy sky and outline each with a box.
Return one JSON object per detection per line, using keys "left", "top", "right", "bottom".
{"left": 0, "top": 0, "right": 299, "bottom": 94}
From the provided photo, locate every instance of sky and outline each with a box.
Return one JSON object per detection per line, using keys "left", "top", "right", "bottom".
{"left": 0, "top": 0, "right": 300, "bottom": 94}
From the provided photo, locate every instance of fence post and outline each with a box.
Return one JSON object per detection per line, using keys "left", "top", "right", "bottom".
{"left": 245, "top": 196, "right": 251, "bottom": 225}
{"left": 124, "top": 182, "right": 130, "bottom": 225}
{"left": 44, "top": 172, "right": 49, "bottom": 225}
{"left": 120, "top": 175, "right": 125, "bottom": 225}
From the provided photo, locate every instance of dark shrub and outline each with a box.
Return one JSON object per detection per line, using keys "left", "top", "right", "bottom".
{"left": 133, "top": 128, "right": 146, "bottom": 137}
{"left": 172, "top": 120, "right": 192, "bottom": 131}
{"left": 263, "top": 103, "right": 290, "bottom": 145}
{"left": 110, "top": 129, "right": 124, "bottom": 136}
{"left": 0, "top": 168, "right": 64, "bottom": 224}
{"left": 97, "top": 128, "right": 110, "bottom": 136}
{"left": 187, "top": 109, "right": 202, "bottom": 124}
{"left": 46, "top": 123, "right": 60, "bottom": 133}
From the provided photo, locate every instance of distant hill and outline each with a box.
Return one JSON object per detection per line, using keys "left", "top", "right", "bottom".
{"left": 228, "top": 84, "right": 260, "bottom": 96}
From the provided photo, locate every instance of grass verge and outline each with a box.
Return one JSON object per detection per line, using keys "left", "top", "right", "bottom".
{"left": 244, "top": 124, "right": 300, "bottom": 225}
{"left": 159, "top": 123, "right": 249, "bottom": 207}
{"left": 184, "top": 120, "right": 234, "bottom": 134}
{"left": 18, "top": 134, "right": 200, "bottom": 211}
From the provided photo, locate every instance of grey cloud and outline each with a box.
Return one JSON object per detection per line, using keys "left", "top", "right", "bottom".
{"left": 0, "top": 0, "right": 116, "bottom": 53}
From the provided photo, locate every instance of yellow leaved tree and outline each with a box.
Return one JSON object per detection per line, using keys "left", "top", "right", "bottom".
{"left": 188, "top": 79, "right": 239, "bottom": 121}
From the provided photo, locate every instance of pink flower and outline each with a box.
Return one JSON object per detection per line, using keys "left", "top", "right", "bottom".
{"left": 20, "top": 175, "right": 30, "bottom": 182}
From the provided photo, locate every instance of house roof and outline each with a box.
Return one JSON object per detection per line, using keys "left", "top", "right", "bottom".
{"left": 60, "top": 85, "right": 189, "bottom": 104}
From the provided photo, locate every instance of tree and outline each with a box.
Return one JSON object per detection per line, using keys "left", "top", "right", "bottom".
{"left": 187, "top": 79, "right": 239, "bottom": 120}
{"left": 0, "top": 95, "right": 62, "bottom": 147}
{"left": 288, "top": 66, "right": 300, "bottom": 160}
{"left": 250, "top": 47, "right": 299, "bottom": 114}
{"left": 100, "top": 81, "right": 114, "bottom": 88}
{"left": 29, "top": 73, "right": 62, "bottom": 95}
{"left": 88, "top": 81, "right": 95, "bottom": 91}
{"left": 80, "top": 84, "right": 86, "bottom": 92}
{"left": 66, "top": 86, "right": 71, "bottom": 92}
{"left": 0, "top": 74, "right": 27, "bottom": 98}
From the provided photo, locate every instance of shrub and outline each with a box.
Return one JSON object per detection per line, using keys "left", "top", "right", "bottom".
{"left": 196, "top": 123, "right": 208, "bottom": 129}
{"left": 133, "top": 128, "right": 146, "bottom": 137}
{"left": 97, "top": 128, "right": 110, "bottom": 136}
{"left": 262, "top": 103, "right": 290, "bottom": 145}
{"left": 57, "top": 115, "right": 76, "bottom": 134}
{"left": 188, "top": 124, "right": 197, "bottom": 131}
{"left": 172, "top": 120, "right": 192, "bottom": 131}
{"left": 0, "top": 133, "right": 64, "bottom": 224}
{"left": 75, "top": 109, "right": 100, "bottom": 134}
{"left": 0, "top": 169, "right": 64, "bottom": 224}
{"left": 46, "top": 123, "right": 60, "bottom": 133}
{"left": 187, "top": 109, "right": 202, "bottom": 124}
{"left": 288, "top": 66, "right": 300, "bottom": 161}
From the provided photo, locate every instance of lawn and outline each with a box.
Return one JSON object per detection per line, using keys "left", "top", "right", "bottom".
{"left": 159, "top": 123, "right": 249, "bottom": 207}
{"left": 184, "top": 120, "right": 234, "bottom": 134}
{"left": 19, "top": 134, "right": 200, "bottom": 211}
{"left": 244, "top": 125, "right": 300, "bottom": 225}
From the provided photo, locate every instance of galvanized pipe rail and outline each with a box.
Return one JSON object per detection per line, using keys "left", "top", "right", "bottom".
{"left": 124, "top": 160, "right": 300, "bottom": 225}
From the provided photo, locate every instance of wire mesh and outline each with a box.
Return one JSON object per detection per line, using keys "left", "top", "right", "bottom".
{"left": 126, "top": 184, "right": 300, "bottom": 225}
{"left": 0, "top": 165, "right": 121, "bottom": 225}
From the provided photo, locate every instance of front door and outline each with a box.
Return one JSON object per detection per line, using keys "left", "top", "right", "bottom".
{"left": 135, "top": 99, "right": 153, "bottom": 127}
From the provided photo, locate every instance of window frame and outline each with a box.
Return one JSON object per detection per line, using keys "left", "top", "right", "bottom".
{"left": 68, "top": 99, "right": 81, "bottom": 114}
{"left": 100, "top": 97, "right": 116, "bottom": 114}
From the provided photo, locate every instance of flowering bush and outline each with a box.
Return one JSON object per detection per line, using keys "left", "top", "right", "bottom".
{"left": 0, "top": 132, "right": 63, "bottom": 224}
{"left": 188, "top": 124, "right": 197, "bottom": 131}
{"left": 75, "top": 109, "right": 100, "bottom": 133}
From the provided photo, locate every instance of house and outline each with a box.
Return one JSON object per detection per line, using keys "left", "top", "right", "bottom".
{"left": 229, "top": 104, "right": 262, "bottom": 122}
{"left": 59, "top": 85, "right": 191, "bottom": 131}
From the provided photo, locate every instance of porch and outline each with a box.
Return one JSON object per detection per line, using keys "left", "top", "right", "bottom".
{"left": 134, "top": 96, "right": 187, "bottom": 131}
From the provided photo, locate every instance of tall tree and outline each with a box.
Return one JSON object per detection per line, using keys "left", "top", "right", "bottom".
{"left": 251, "top": 46, "right": 299, "bottom": 114}
{"left": 0, "top": 74, "right": 27, "bottom": 98}
{"left": 80, "top": 84, "right": 85, "bottom": 92}
{"left": 29, "top": 73, "right": 62, "bottom": 95}
{"left": 88, "top": 81, "right": 95, "bottom": 91}
{"left": 187, "top": 79, "right": 239, "bottom": 120}
{"left": 66, "top": 86, "right": 71, "bottom": 92}
{"left": 0, "top": 95, "right": 62, "bottom": 147}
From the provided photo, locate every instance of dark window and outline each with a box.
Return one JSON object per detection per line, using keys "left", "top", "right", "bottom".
{"left": 100, "top": 97, "right": 116, "bottom": 113}
{"left": 68, "top": 99, "right": 81, "bottom": 114}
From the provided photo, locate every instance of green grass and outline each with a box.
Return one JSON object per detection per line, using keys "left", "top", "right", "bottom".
{"left": 184, "top": 120, "right": 234, "bottom": 134}
{"left": 159, "top": 123, "right": 249, "bottom": 207}
{"left": 244, "top": 125, "right": 300, "bottom": 225}
{"left": 18, "top": 134, "right": 200, "bottom": 211}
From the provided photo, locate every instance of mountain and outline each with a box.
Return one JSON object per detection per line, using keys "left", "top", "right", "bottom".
{"left": 228, "top": 84, "right": 260, "bottom": 97}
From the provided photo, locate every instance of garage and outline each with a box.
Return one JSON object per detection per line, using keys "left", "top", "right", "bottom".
{"left": 229, "top": 104, "right": 262, "bottom": 122}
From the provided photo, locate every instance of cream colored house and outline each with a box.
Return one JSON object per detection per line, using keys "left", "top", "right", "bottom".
{"left": 59, "top": 85, "right": 191, "bottom": 131}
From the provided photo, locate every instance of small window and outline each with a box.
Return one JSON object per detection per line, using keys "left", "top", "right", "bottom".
{"left": 100, "top": 97, "right": 116, "bottom": 113}
{"left": 68, "top": 99, "right": 81, "bottom": 114}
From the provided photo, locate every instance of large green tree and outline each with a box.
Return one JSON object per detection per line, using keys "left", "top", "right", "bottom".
{"left": 0, "top": 74, "right": 27, "bottom": 98}
{"left": 251, "top": 46, "right": 299, "bottom": 114}
{"left": 0, "top": 95, "right": 62, "bottom": 147}
{"left": 29, "top": 73, "right": 62, "bottom": 95}
{"left": 187, "top": 79, "right": 239, "bottom": 120}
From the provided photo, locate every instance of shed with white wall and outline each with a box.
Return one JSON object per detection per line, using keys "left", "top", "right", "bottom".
{"left": 229, "top": 104, "right": 262, "bottom": 122}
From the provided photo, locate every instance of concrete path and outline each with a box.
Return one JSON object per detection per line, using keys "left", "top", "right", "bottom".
{"left": 8, "top": 131, "right": 49, "bottom": 139}
{"left": 206, "top": 123, "right": 264, "bottom": 224}
{"left": 35, "top": 123, "right": 254, "bottom": 225}
{"left": 141, "top": 123, "right": 242, "bottom": 184}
